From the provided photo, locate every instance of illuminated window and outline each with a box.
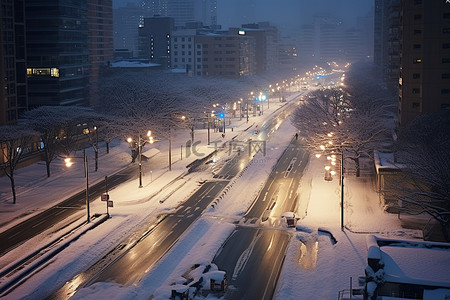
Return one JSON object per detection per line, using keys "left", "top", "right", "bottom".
{"left": 26, "top": 68, "right": 59, "bottom": 77}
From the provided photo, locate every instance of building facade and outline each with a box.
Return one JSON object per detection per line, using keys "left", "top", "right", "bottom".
{"left": 25, "top": 0, "right": 90, "bottom": 107}
{"left": 0, "top": 0, "right": 28, "bottom": 125}
{"left": 398, "top": 0, "right": 450, "bottom": 126}
{"left": 374, "top": 0, "right": 401, "bottom": 91}
{"left": 113, "top": 3, "right": 141, "bottom": 57}
{"left": 88, "top": 0, "right": 113, "bottom": 105}
{"left": 138, "top": 16, "right": 174, "bottom": 67}
{"left": 195, "top": 33, "right": 255, "bottom": 78}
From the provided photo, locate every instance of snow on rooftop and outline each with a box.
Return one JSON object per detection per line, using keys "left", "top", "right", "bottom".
{"left": 374, "top": 150, "right": 404, "bottom": 172}
{"left": 110, "top": 61, "right": 160, "bottom": 68}
{"left": 381, "top": 244, "right": 450, "bottom": 288}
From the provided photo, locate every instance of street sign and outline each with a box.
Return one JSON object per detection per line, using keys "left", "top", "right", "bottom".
{"left": 101, "top": 193, "right": 109, "bottom": 201}
{"left": 107, "top": 200, "right": 113, "bottom": 207}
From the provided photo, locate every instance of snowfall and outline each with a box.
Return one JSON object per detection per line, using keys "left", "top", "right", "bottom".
{"left": 1, "top": 92, "right": 449, "bottom": 300}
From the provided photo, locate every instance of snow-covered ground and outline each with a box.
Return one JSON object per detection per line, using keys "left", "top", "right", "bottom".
{"left": 0, "top": 90, "right": 435, "bottom": 300}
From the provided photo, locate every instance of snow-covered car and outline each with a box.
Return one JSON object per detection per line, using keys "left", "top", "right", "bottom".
{"left": 281, "top": 212, "right": 296, "bottom": 227}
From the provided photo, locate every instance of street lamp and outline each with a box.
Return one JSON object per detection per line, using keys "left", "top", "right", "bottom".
{"left": 128, "top": 130, "right": 153, "bottom": 188}
{"left": 65, "top": 150, "right": 90, "bottom": 223}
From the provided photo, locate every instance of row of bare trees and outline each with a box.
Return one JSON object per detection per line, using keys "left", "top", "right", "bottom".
{"left": 1, "top": 68, "right": 281, "bottom": 204}
{"left": 292, "top": 61, "right": 449, "bottom": 241}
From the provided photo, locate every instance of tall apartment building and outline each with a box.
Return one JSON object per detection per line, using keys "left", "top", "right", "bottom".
{"left": 88, "top": 0, "right": 113, "bottom": 104}
{"left": 194, "top": 0, "right": 217, "bottom": 27}
{"left": 138, "top": 16, "right": 174, "bottom": 66}
{"left": 239, "top": 22, "right": 279, "bottom": 74}
{"left": 0, "top": 0, "right": 27, "bottom": 125}
{"left": 141, "top": 0, "right": 216, "bottom": 28}
{"left": 171, "top": 29, "right": 197, "bottom": 74}
{"left": 25, "top": 0, "right": 90, "bottom": 107}
{"left": 398, "top": 0, "right": 450, "bottom": 126}
{"left": 374, "top": 0, "right": 401, "bottom": 91}
{"left": 197, "top": 33, "right": 255, "bottom": 77}
{"left": 113, "top": 3, "right": 141, "bottom": 57}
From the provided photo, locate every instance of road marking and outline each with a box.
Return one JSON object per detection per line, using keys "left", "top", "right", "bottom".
{"left": 232, "top": 232, "right": 261, "bottom": 280}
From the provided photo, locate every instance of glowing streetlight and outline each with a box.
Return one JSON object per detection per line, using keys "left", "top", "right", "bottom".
{"left": 65, "top": 151, "right": 90, "bottom": 223}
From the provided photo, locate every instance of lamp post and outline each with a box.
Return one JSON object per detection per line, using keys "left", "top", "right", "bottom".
{"left": 94, "top": 126, "right": 99, "bottom": 172}
{"left": 65, "top": 150, "right": 90, "bottom": 223}
{"left": 128, "top": 130, "right": 153, "bottom": 188}
{"left": 317, "top": 140, "right": 345, "bottom": 231}
{"left": 340, "top": 150, "right": 344, "bottom": 231}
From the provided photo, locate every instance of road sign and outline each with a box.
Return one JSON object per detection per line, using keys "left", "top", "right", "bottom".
{"left": 101, "top": 193, "right": 109, "bottom": 201}
{"left": 107, "top": 200, "right": 113, "bottom": 207}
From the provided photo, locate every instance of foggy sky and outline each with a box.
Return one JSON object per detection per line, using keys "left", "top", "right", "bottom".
{"left": 217, "top": 0, "right": 373, "bottom": 31}
{"left": 113, "top": 0, "right": 373, "bottom": 32}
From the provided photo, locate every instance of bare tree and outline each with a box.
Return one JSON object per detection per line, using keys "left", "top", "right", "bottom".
{"left": 0, "top": 124, "right": 37, "bottom": 203}
{"left": 23, "top": 106, "right": 97, "bottom": 177}
{"left": 292, "top": 85, "right": 390, "bottom": 176}
{"left": 395, "top": 111, "right": 450, "bottom": 241}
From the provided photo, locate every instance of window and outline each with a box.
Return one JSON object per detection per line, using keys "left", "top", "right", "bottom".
{"left": 443, "top": 28, "right": 450, "bottom": 34}
{"left": 197, "top": 51, "right": 201, "bottom": 55}
{"left": 442, "top": 73, "right": 450, "bottom": 79}
{"left": 414, "top": 0, "right": 422, "bottom": 4}
{"left": 413, "top": 44, "right": 421, "bottom": 49}
{"left": 442, "top": 89, "right": 450, "bottom": 94}
{"left": 412, "top": 102, "right": 420, "bottom": 108}
{"left": 443, "top": 58, "right": 450, "bottom": 64}
{"left": 413, "top": 58, "right": 422, "bottom": 63}
{"left": 414, "top": 29, "right": 422, "bottom": 35}
{"left": 413, "top": 73, "right": 420, "bottom": 79}
{"left": 443, "top": 43, "right": 450, "bottom": 49}
{"left": 414, "top": 14, "right": 422, "bottom": 20}
{"left": 412, "top": 88, "right": 420, "bottom": 94}
{"left": 444, "top": 13, "right": 450, "bottom": 19}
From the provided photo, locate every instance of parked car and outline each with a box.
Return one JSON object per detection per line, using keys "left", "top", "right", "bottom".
{"left": 281, "top": 212, "right": 296, "bottom": 227}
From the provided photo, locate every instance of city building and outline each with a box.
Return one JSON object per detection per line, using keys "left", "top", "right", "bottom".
{"left": 194, "top": 0, "right": 217, "bottom": 28}
{"left": 170, "top": 29, "right": 197, "bottom": 74}
{"left": 195, "top": 33, "right": 256, "bottom": 78}
{"left": 25, "top": 0, "right": 90, "bottom": 107}
{"left": 398, "top": 0, "right": 450, "bottom": 126}
{"left": 238, "top": 22, "right": 279, "bottom": 74}
{"left": 87, "top": 0, "right": 113, "bottom": 105}
{"left": 113, "top": 3, "right": 142, "bottom": 57}
{"left": 374, "top": 0, "right": 401, "bottom": 91}
{"left": 0, "top": 0, "right": 27, "bottom": 125}
{"left": 138, "top": 16, "right": 174, "bottom": 67}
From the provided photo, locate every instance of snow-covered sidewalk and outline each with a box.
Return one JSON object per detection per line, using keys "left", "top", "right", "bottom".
{"left": 0, "top": 90, "right": 426, "bottom": 300}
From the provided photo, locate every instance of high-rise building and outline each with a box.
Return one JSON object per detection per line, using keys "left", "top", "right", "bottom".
{"left": 398, "top": 0, "right": 450, "bottom": 126}
{"left": 194, "top": 0, "right": 217, "bottom": 27}
{"left": 374, "top": 0, "right": 400, "bottom": 91}
{"left": 138, "top": 16, "right": 174, "bottom": 66}
{"left": 25, "top": 0, "right": 90, "bottom": 107}
{"left": 141, "top": 0, "right": 216, "bottom": 28}
{"left": 240, "top": 22, "right": 279, "bottom": 73}
{"left": 0, "top": 0, "right": 28, "bottom": 125}
{"left": 88, "top": 0, "right": 113, "bottom": 104}
{"left": 113, "top": 3, "right": 141, "bottom": 56}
